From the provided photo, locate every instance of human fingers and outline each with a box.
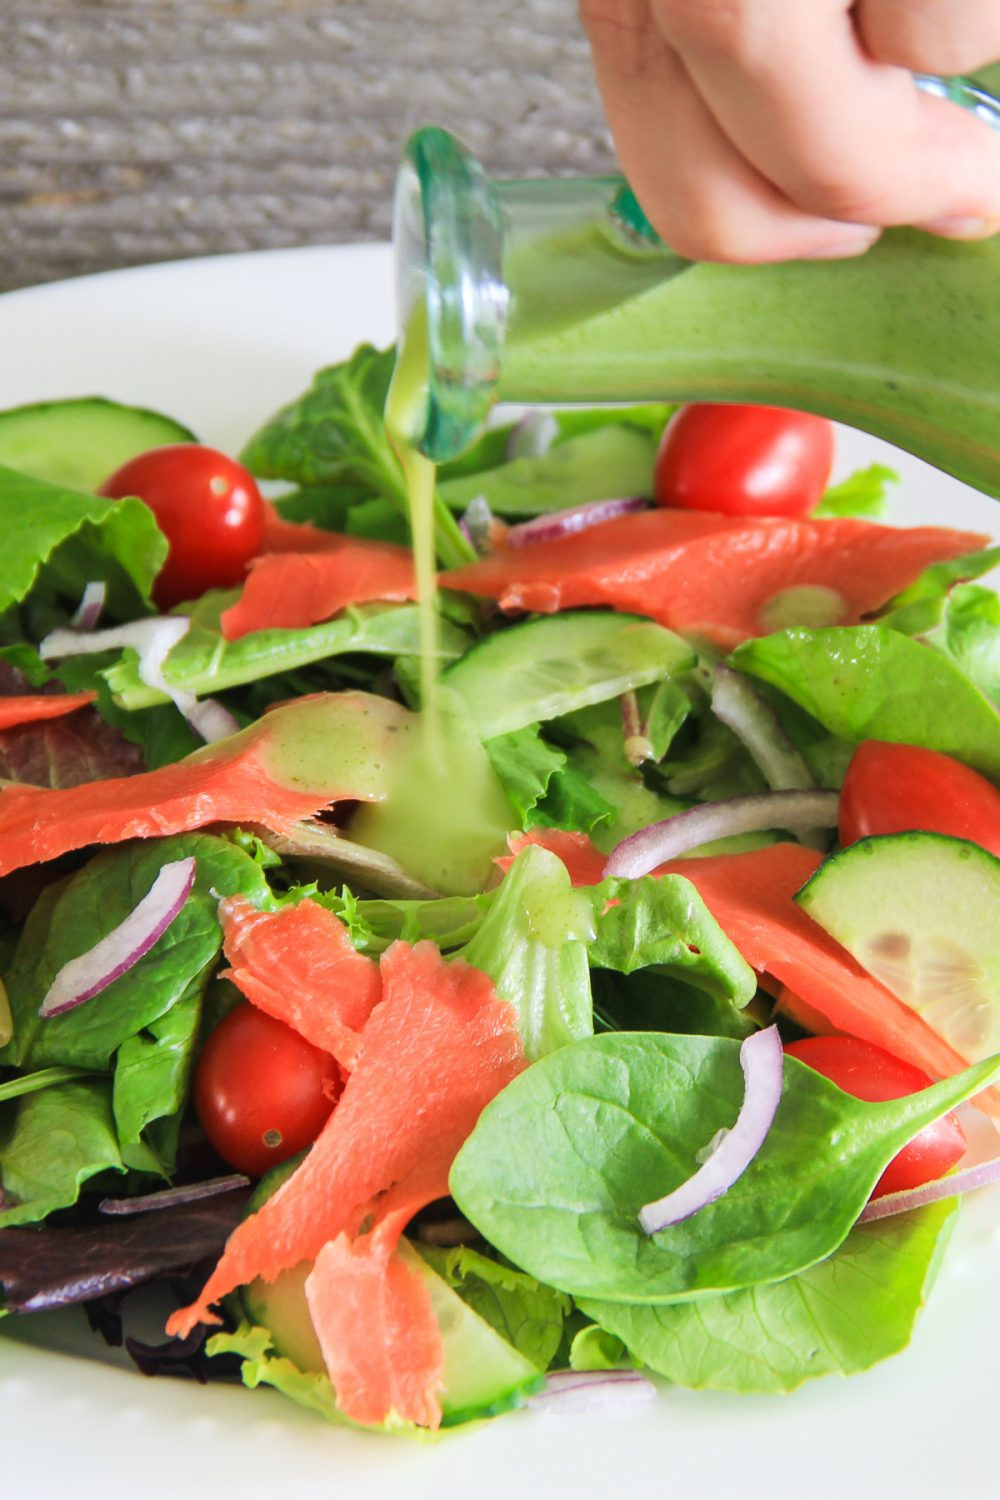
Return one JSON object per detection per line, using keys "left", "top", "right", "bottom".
{"left": 856, "top": 0, "right": 1000, "bottom": 78}
{"left": 654, "top": 0, "right": 1000, "bottom": 232}
{"left": 579, "top": 0, "right": 881, "bottom": 262}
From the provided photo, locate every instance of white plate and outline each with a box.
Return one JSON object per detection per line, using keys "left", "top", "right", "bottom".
{"left": 1, "top": 246, "right": 999, "bottom": 1498}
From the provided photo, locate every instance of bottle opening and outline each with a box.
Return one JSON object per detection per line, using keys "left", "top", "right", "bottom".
{"left": 393, "top": 127, "right": 509, "bottom": 462}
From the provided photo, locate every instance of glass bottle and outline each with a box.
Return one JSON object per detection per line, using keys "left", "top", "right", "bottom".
{"left": 392, "top": 74, "right": 1000, "bottom": 496}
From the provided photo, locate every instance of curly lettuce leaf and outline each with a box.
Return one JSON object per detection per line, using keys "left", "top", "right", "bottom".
{"left": 0, "top": 463, "right": 165, "bottom": 619}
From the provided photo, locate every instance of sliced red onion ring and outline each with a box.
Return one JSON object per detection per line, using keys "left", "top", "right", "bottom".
{"left": 41, "top": 614, "right": 238, "bottom": 744}
{"left": 857, "top": 1156, "right": 1000, "bottom": 1223}
{"left": 98, "top": 1173, "right": 250, "bottom": 1216}
{"left": 711, "top": 665, "right": 815, "bottom": 793}
{"left": 505, "top": 410, "right": 559, "bottom": 461}
{"left": 507, "top": 495, "right": 647, "bottom": 549}
{"left": 604, "top": 789, "right": 840, "bottom": 879}
{"left": 639, "top": 1026, "right": 784, "bottom": 1235}
{"left": 459, "top": 494, "right": 505, "bottom": 556}
{"left": 39, "top": 856, "right": 196, "bottom": 1018}
{"left": 71, "top": 580, "right": 107, "bottom": 632}
{"left": 528, "top": 1369, "right": 658, "bottom": 1413}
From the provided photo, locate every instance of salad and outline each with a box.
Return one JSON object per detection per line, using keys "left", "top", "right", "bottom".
{"left": 2, "top": 322, "right": 1000, "bottom": 1441}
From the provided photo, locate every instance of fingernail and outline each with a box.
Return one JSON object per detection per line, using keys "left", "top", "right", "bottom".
{"left": 919, "top": 216, "right": 1000, "bottom": 239}
{"left": 807, "top": 231, "right": 881, "bottom": 261}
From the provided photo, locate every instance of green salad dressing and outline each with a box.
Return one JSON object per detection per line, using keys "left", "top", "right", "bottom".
{"left": 394, "top": 124, "right": 1000, "bottom": 496}
{"left": 358, "top": 305, "right": 512, "bottom": 895}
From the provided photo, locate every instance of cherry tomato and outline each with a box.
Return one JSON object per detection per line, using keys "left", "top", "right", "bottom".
{"left": 654, "top": 403, "right": 835, "bottom": 518}
{"left": 839, "top": 740, "right": 1000, "bottom": 858}
{"left": 99, "top": 444, "right": 265, "bottom": 609}
{"left": 784, "top": 1035, "right": 966, "bottom": 1198}
{"left": 194, "top": 1003, "right": 342, "bottom": 1176}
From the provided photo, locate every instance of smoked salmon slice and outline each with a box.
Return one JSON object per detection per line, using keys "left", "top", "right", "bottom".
{"left": 0, "top": 691, "right": 97, "bottom": 730}
{"left": 221, "top": 536, "right": 416, "bottom": 640}
{"left": 220, "top": 895, "right": 381, "bottom": 1072}
{"left": 168, "top": 930, "right": 525, "bottom": 1427}
{"left": 512, "top": 828, "right": 974, "bottom": 1086}
{"left": 441, "top": 509, "right": 988, "bottom": 649}
{"left": 0, "top": 690, "right": 407, "bottom": 876}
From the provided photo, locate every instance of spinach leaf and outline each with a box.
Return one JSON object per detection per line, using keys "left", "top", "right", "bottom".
{"left": 732, "top": 625, "right": 1000, "bottom": 779}
{"left": 579, "top": 1200, "right": 957, "bottom": 1393}
{"left": 1, "top": 832, "right": 274, "bottom": 1070}
{"left": 459, "top": 844, "right": 595, "bottom": 1061}
{"left": 0, "top": 464, "right": 164, "bottom": 618}
{"left": 0, "top": 1080, "right": 123, "bottom": 1227}
{"left": 450, "top": 1031, "right": 1000, "bottom": 1303}
{"left": 417, "top": 1243, "right": 571, "bottom": 1371}
{"left": 112, "top": 975, "right": 205, "bottom": 1174}
{"left": 238, "top": 343, "right": 471, "bottom": 568}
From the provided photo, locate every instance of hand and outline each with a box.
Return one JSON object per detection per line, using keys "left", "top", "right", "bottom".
{"left": 580, "top": 0, "right": 1000, "bottom": 262}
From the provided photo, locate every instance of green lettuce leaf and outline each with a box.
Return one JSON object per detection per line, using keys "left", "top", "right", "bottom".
{"left": 0, "top": 463, "right": 165, "bottom": 618}
{"left": 586, "top": 874, "right": 757, "bottom": 1004}
{"left": 732, "top": 624, "right": 1000, "bottom": 779}
{"left": 0, "top": 1080, "right": 124, "bottom": 1227}
{"left": 458, "top": 844, "right": 595, "bottom": 1060}
{"left": 579, "top": 1200, "right": 957, "bottom": 1393}
{"left": 484, "top": 725, "right": 616, "bottom": 833}
{"left": 812, "top": 463, "right": 897, "bottom": 518}
{"left": 105, "top": 601, "right": 473, "bottom": 711}
{"left": 112, "top": 976, "right": 206, "bottom": 1175}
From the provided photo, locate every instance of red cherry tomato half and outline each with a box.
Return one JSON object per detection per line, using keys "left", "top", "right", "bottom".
{"left": 194, "top": 1003, "right": 342, "bottom": 1177}
{"left": 784, "top": 1035, "right": 966, "bottom": 1198}
{"left": 839, "top": 740, "right": 1000, "bottom": 858}
{"left": 99, "top": 444, "right": 265, "bottom": 609}
{"left": 654, "top": 403, "right": 835, "bottom": 518}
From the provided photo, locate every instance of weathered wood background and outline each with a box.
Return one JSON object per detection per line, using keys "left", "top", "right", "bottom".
{"left": 0, "top": 0, "right": 614, "bottom": 293}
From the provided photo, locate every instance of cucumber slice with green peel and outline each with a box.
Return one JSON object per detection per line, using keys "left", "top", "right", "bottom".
{"left": 240, "top": 1160, "right": 543, "bottom": 1425}
{"left": 796, "top": 832, "right": 1000, "bottom": 1058}
{"left": 241, "top": 1242, "right": 542, "bottom": 1424}
{"left": 0, "top": 397, "right": 196, "bottom": 493}
{"left": 441, "top": 609, "right": 694, "bottom": 740}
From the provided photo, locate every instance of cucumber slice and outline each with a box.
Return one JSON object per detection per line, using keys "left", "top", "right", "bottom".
{"left": 442, "top": 609, "right": 694, "bottom": 739}
{"left": 797, "top": 832, "right": 1000, "bottom": 1057}
{"left": 240, "top": 1159, "right": 542, "bottom": 1425}
{"left": 241, "top": 1241, "right": 542, "bottom": 1425}
{"left": 0, "top": 397, "right": 196, "bottom": 492}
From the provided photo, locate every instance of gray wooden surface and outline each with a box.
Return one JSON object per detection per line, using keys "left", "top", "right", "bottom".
{"left": 0, "top": 0, "right": 614, "bottom": 293}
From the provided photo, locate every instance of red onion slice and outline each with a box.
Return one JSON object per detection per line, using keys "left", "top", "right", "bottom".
{"left": 505, "top": 411, "right": 559, "bottom": 461}
{"left": 604, "top": 789, "right": 840, "bottom": 879}
{"left": 711, "top": 665, "right": 815, "bottom": 793}
{"left": 639, "top": 1026, "right": 784, "bottom": 1234}
{"left": 41, "top": 614, "right": 238, "bottom": 744}
{"left": 507, "top": 495, "right": 647, "bottom": 548}
{"left": 98, "top": 1173, "right": 250, "bottom": 1216}
{"left": 39, "top": 856, "right": 196, "bottom": 1018}
{"left": 857, "top": 1155, "right": 1000, "bottom": 1223}
{"left": 71, "top": 581, "right": 107, "bottom": 632}
{"left": 528, "top": 1369, "right": 658, "bottom": 1413}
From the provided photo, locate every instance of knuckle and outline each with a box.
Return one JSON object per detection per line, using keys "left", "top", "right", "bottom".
{"left": 653, "top": 0, "right": 774, "bottom": 66}
{"left": 858, "top": 2, "right": 1000, "bottom": 76}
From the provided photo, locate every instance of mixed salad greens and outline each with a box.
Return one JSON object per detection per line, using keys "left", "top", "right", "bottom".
{"left": 1, "top": 341, "right": 1000, "bottom": 1433}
